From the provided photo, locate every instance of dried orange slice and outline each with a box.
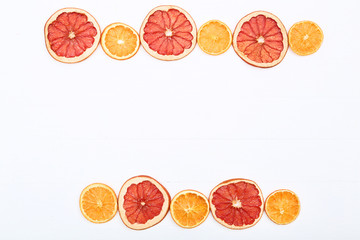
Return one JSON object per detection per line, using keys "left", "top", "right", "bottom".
{"left": 209, "top": 179, "right": 264, "bottom": 229}
{"left": 118, "top": 175, "right": 171, "bottom": 230}
{"left": 101, "top": 22, "right": 140, "bottom": 60}
{"left": 197, "top": 20, "right": 232, "bottom": 55}
{"left": 170, "top": 190, "right": 209, "bottom": 228}
{"left": 289, "top": 21, "right": 323, "bottom": 56}
{"left": 140, "top": 5, "right": 197, "bottom": 61}
{"left": 79, "top": 183, "right": 118, "bottom": 223}
{"left": 233, "top": 11, "right": 288, "bottom": 68}
{"left": 265, "top": 189, "right": 300, "bottom": 225}
{"left": 44, "top": 8, "right": 101, "bottom": 63}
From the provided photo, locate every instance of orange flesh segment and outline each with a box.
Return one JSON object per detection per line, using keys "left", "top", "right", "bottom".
{"left": 143, "top": 9, "right": 194, "bottom": 56}
{"left": 171, "top": 192, "right": 209, "bottom": 227}
{"left": 289, "top": 21, "right": 323, "bottom": 55}
{"left": 104, "top": 25, "right": 138, "bottom": 58}
{"left": 237, "top": 14, "right": 284, "bottom": 63}
{"left": 265, "top": 190, "right": 300, "bottom": 224}
{"left": 47, "top": 12, "right": 97, "bottom": 58}
{"left": 198, "top": 20, "right": 232, "bottom": 55}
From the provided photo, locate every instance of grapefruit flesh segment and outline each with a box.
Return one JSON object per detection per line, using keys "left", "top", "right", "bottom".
{"left": 140, "top": 5, "right": 197, "bottom": 61}
{"left": 233, "top": 11, "right": 288, "bottom": 68}
{"left": 118, "top": 175, "right": 170, "bottom": 230}
{"left": 212, "top": 182, "right": 262, "bottom": 226}
{"left": 143, "top": 9, "right": 193, "bottom": 56}
{"left": 123, "top": 180, "right": 165, "bottom": 224}
{"left": 47, "top": 12, "right": 97, "bottom": 58}
{"left": 209, "top": 179, "right": 264, "bottom": 229}
{"left": 237, "top": 15, "right": 283, "bottom": 63}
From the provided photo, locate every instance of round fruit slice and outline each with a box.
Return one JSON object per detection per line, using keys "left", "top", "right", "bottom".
{"left": 79, "top": 183, "right": 118, "bottom": 223}
{"left": 101, "top": 22, "right": 140, "bottom": 60}
{"left": 44, "top": 8, "right": 101, "bottom": 63}
{"left": 265, "top": 189, "right": 300, "bottom": 225}
{"left": 118, "top": 175, "right": 171, "bottom": 230}
{"left": 289, "top": 21, "right": 323, "bottom": 56}
{"left": 233, "top": 11, "right": 288, "bottom": 68}
{"left": 170, "top": 190, "right": 210, "bottom": 228}
{"left": 140, "top": 5, "right": 197, "bottom": 61}
{"left": 209, "top": 179, "right": 264, "bottom": 229}
{"left": 197, "top": 20, "right": 232, "bottom": 55}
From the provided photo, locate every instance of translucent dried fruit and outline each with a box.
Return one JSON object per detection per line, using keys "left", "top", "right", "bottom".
{"left": 101, "top": 23, "right": 140, "bottom": 60}
{"left": 79, "top": 183, "right": 118, "bottom": 223}
{"left": 170, "top": 190, "right": 209, "bottom": 228}
{"left": 44, "top": 8, "right": 100, "bottom": 63}
{"left": 265, "top": 189, "right": 300, "bottom": 225}
{"left": 233, "top": 11, "right": 288, "bottom": 68}
{"left": 140, "top": 5, "right": 197, "bottom": 61}
{"left": 289, "top": 21, "right": 323, "bottom": 56}
{"left": 118, "top": 175, "right": 170, "bottom": 230}
{"left": 209, "top": 179, "right": 264, "bottom": 229}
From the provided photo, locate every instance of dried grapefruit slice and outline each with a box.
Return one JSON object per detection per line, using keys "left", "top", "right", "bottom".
{"left": 118, "top": 175, "right": 170, "bottom": 230}
{"left": 170, "top": 190, "right": 210, "bottom": 228}
{"left": 140, "top": 5, "right": 197, "bottom": 61}
{"left": 289, "top": 21, "right": 323, "bottom": 56}
{"left": 265, "top": 189, "right": 300, "bottom": 225}
{"left": 233, "top": 11, "right": 288, "bottom": 68}
{"left": 101, "top": 22, "right": 140, "bottom": 60}
{"left": 197, "top": 20, "right": 232, "bottom": 55}
{"left": 79, "top": 183, "right": 118, "bottom": 223}
{"left": 209, "top": 179, "right": 264, "bottom": 229}
{"left": 44, "top": 8, "right": 100, "bottom": 63}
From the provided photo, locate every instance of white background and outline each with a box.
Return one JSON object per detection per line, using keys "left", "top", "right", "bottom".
{"left": 1, "top": 0, "right": 359, "bottom": 239}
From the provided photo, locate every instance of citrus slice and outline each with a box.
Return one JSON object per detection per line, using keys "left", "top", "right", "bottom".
{"left": 265, "top": 189, "right": 300, "bottom": 225}
{"left": 44, "top": 8, "right": 101, "bottom": 63}
{"left": 170, "top": 190, "right": 210, "bottom": 228}
{"left": 209, "top": 179, "right": 264, "bottom": 229}
{"left": 101, "top": 22, "right": 140, "bottom": 60}
{"left": 288, "top": 21, "right": 323, "bottom": 56}
{"left": 233, "top": 11, "right": 288, "bottom": 68}
{"left": 118, "top": 175, "right": 171, "bottom": 230}
{"left": 140, "top": 5, "right": 197, "bottom": 61}
{"left": 197, "top": 20, "right": 232, "bottom": 55}
{"left": 79, "top": 183, "right": 118, "bottom": 223}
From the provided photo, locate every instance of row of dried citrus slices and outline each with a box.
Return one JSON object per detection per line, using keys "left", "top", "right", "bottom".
{"left": 80, "top": 175, "right": 301, "bottom": 230}
{"left": 45, "top": 6, "right": 323, "bottom": 67}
